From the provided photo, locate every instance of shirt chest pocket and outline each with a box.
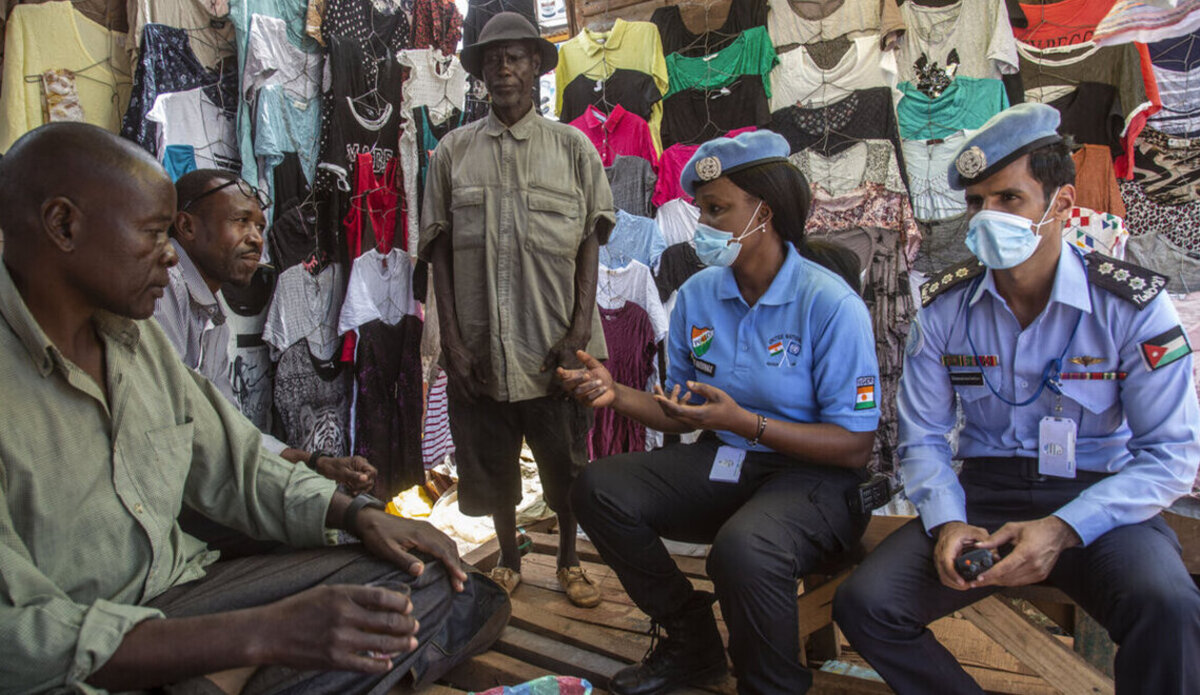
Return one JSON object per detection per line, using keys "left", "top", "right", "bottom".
{"left": 951, "top": 371, "right": 992, "bottom": 416}
{"left": 1057, "top": 380, "right": 1123, "bottom": 437}
{"left": 523, "top": 188, "right": 583, "bottom": 257}
{"left": 142, "top": 419, "right": 195, "bottom": 518}
{"left": 450, "top": 187, "right": 486, "bottom": 251}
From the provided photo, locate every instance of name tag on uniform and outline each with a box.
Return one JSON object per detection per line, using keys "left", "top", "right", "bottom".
{"left": 691, "top": 353, "right": 717, "bottom": 376}
{"left": 710, "top": 446, "right": 746, "bottom": 483}
{"left": 1038, "top": 417, "right": 1077, "bottom": 478}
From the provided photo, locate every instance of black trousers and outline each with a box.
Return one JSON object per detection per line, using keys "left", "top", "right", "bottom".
{"left": 571, "top": 439, "right": 870, "bottom": 695}
{"left": 833, "top": 463, "right": 1200, "bottom": 695}
{"left": 146, "top": 546, "right": 510, "bottom": 695}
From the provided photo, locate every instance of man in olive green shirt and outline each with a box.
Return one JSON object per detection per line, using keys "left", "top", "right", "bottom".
{"left": 420, "top": 13, "right": 615, "bottom": 607}
{"left": 0, "top": 123, "right": 504, "bottom": 694}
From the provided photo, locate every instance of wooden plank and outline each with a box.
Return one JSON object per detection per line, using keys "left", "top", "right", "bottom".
{"left": 510, "top": 594, "right": 646, "bottom": 664}
{"left": 961, "top": 596, "right": 1113, "bottom": 695}
{"left": 1165, "top": 511, "right": 1200, "bottom": 574}
{"left": 441, "top": 651, "right": 555, "bottom": 691}
{"left": 527, "top": 530, "right": 711, "bottom": 579}
{"left": 519, "top": 553, "right": 717, "bottom": 605}
{"left": 516, "top": 582, "right": 654, "bottom": 634}
{"left": 464, "top": 537, "right": 500, "bottom": 571}
{"left": 494, "top": 626, "right": 628, "bottom": 685}
{"left": 837, "top": 648, "right": 1057, "bottom": 695}
{"left": 1073, "top": 610, "right": 1115, "bottom": 679}
{"left": 810, "top": 670, "right": 894, "bottom": 694}
{"left": 798, "top": 571, "right": 851, "bottom": 639}
{"left": 405, "top": 685, "right": 468, "bottom": 695}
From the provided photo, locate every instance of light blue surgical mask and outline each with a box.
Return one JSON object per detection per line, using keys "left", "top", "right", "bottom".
{"left": 964, "top": 188, "right": 1060, "bottom": 270}
{"left": 694, "top": 201, "right": 766, "bottom": 267}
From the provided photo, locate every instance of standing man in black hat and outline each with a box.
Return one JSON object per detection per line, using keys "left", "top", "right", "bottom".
{"left": 419, "top": 12, "right": 615, "bottom": 607}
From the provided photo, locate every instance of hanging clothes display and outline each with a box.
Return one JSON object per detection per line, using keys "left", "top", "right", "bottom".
{"left": 895, "top": 77, "right": 1009, "bottom": 141}
{"left": 127, "top": 0, "right": 234, "bottom": 70}
{"left": 570, "top": 104, "right": 659, "bottom": 167}
{"left": 273, "top": 337, "right": 352, "bottom": 455}
{"left": 769, "top": 87, "right": 905, "bottom": 173}
{"left": 400, "top": 105, "right": 466, "bottom": 253}
{"left": 661, "top": 74, "right": 772, "bottom": 148}
{"left": 590, "top": 301, "right": 657, "bottom": 459}
{"left": 651, "top": 0, "right": 766, "bottom": 57}
{"left": 769, "top": 35, "right": 897, "bottom": 112}
{"left": 0, "top": 2, "right": 133, "bottom": 151}
{"left": 600, "top": 210, "right": 668, "bottom": 272}
{"left": 121, "top": 23, "right": 219, "bottom": 155}
{"left": 555, "top": 19, "right": 670, "bottom": 150}
{"left": 895, "top": 0, "right": 1019, "bottom": 85}
{"left": 146, "top": 85, "right": 239, "bottom": 171}
{"left": 559, "top": 69, "right": 662, "bottom": 125}
{"left": 1145, "top": 31, "right": 1200, "bottom": 136}
{"left": 607, "top": 155, "right": 657, "bottom": 218}
{"left": 1073, "top": 143, "right": 1128, "bottom": 216}
{"left": 767, "top": 0, "right": 905, "bottom": 50}
{"left": 338, "top": 248, "right": 424, "bottom": 498}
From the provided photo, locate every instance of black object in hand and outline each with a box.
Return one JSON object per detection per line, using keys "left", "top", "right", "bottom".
{"left": 954, "top": 547, "right": 994, "bottom": 581}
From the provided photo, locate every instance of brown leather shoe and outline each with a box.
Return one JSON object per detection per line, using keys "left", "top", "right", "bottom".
{"left": 488, "top": 566, "right": 521, "bottom": 595}
{"left": 557, "top": 566, "right": 602, "bottom": 608}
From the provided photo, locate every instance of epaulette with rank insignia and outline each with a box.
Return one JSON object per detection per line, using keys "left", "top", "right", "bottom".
{"left": 919, "top": 258, "right": 985, "bottom": 307}
{"left": 1083, "top": 252, "right": 1167, "bottom": 310}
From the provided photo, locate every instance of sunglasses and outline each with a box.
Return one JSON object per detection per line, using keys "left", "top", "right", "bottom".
{"left": 180, "top": 178, "right": 273, "bottom": 212}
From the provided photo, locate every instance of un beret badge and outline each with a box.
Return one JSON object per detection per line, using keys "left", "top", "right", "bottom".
{"left": 695, "top": 156, "right": 722, "bottom": 182}
{"left": 956, "top": 146, "right": 987, "bottom": 179}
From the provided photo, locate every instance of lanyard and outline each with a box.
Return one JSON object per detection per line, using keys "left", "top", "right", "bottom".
{"left": 963, "top": 249, "right": 1086, "bottom": 408}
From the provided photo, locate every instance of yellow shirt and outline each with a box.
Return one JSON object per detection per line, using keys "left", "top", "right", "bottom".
{"left": 555, "top": 19, "right": 669, "bottom": 153}
{"left": 0, "top": 1, "right": 133, "bottom": 152}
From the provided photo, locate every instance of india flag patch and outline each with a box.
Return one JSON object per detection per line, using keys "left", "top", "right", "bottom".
{"left": 855, "top": 376, "right": 876, "bottom": 410}
{"left": 1140, "top": 325, "right": 1191, "bottom": 371}
{"left": 767, "top": 340, "right": 784, "bottom": 357}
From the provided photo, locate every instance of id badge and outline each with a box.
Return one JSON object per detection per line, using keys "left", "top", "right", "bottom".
{"left": 709, "top": 445, "right": 746, "bottom": 483}
{"left": 1038, "top": 416, "right": 1077, "bottom": 478}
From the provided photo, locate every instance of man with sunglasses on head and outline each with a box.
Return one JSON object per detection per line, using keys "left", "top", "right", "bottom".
{"left": 155, "top": 170, "right": 377, "bottom": 515}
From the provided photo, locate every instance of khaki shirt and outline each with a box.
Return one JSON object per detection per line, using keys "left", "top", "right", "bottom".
{"left": 420, "top": 106, "right": 615, "bottom": 402}
{"left": 0, "top": 261, "right": 336, "bottom": 694}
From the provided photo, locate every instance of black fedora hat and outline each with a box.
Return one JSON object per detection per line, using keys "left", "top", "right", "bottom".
{"left": 459, "top": 12, "right": 558, "bottom": 80}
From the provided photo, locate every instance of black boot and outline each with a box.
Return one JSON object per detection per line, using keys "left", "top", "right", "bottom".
{"left": 609, "top": 591, "right": 729, "bottom": 695}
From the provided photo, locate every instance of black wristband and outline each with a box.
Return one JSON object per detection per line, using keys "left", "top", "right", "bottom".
{"left": 343, "top": 493, "right": 386, "bottom": 533}
{"left": 307, "top": 450, "right": 329, "bottom": 471}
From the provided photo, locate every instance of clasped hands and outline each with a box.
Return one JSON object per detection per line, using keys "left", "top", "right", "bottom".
{"left": 934, "top": 516, "right": 1081, "bottom": 591}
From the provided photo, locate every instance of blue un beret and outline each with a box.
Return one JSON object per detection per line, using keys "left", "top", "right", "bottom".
{"left": 680, "top": 130, "right": 791, "bottom": 197}
{"left": 947, "top": 102, "right": 1063, "bottom": 191}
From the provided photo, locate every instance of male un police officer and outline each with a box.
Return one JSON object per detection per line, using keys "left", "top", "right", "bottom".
{"left": 835, "top": 103, "right": 1200, "bottom": 693}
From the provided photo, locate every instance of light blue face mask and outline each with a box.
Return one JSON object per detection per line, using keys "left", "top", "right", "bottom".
{"left": 964, "top": 188, "right": 1060, "bottom": 270}
{"left": 694, "top": 201, "right": 766, "bottom": 267}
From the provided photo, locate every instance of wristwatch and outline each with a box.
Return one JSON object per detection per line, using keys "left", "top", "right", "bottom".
{"left": 343, "top": 493, "right": 387, "bottom": 534}
{"left": 306, "top": 449, "right": 330, "bottom": 471}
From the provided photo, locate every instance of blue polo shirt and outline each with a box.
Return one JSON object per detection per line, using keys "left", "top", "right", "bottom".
{"left": 666, "top": 243, "right": 881, "bottom": 452}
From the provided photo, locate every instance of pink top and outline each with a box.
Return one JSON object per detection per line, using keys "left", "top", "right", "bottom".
{"left": 569, "top": 104, "right": 658, "bottom": 169}
{"left": 651, "top": 125, "right": 759, "bottom": 208}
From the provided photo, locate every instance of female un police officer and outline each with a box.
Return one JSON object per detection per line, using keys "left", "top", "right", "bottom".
{"left": 557, "top": 131, "right": 881, "bottom": 695}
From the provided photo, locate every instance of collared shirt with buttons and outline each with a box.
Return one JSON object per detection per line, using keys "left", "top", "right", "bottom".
{"left": 899, "top": 241, "right": 1200, "bottom": 545}
{"left": 154, "top": 240, "right": 236, "bottom": 404}
{"left": 153, "top": 241, "right": 288, "bottom": 454}
{"left": 665, "top": 243, "right": 881, "bottom": 451}
{"left": 420, "top": 106, "right": 615, "bottom": 403}
{"left": 0, "top": 260, "right": 336, "bottom": 693}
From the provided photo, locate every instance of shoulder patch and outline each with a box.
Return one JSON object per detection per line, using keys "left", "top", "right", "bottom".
{"left": 1084, "top": 252, "right": 1167, "bottom": 310}
{"left": 920, "top": 258, "right": 985, "bottom": 308}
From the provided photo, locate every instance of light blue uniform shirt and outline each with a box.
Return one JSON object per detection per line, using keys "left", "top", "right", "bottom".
{"left": 666, "top": 243, "right": 881, "bottom": 452}
{"left": 899, "top": 241, "right": 1200, "bottom": 545}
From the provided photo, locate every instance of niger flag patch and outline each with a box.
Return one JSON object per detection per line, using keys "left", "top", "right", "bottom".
{"left": 1141, "top": 325, "right": 1191, "bottom": 371}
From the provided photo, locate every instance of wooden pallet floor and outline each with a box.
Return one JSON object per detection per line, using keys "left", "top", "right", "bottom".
{"left": 420, "top": 518, "right": 1161, "bottom": 695}
{"left": 425, "top": 522, "right": 885, "bottom": 694}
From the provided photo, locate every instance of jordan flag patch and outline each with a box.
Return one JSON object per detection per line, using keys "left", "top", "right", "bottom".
{"left": 1141, "top": 325, "right": 1191, "bottom": 371}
